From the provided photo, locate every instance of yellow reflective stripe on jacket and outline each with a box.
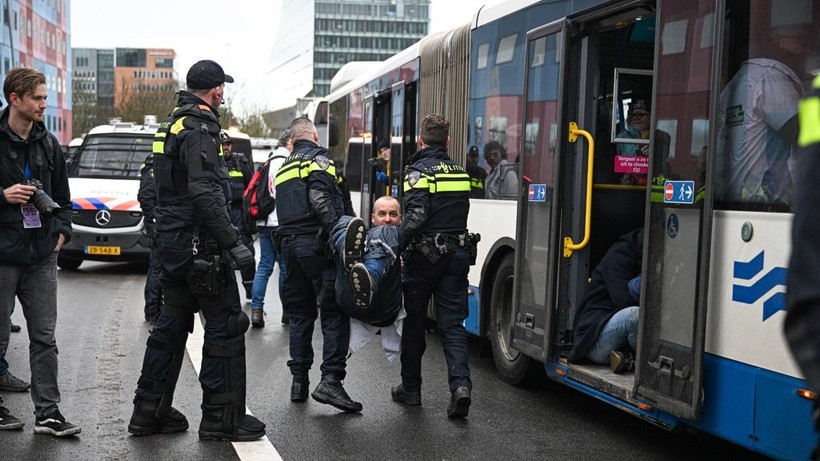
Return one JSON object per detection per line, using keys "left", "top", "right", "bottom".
{"left": 470, "top": 178, "right": 484, "bottom": 190}
{"left": 228, "top": 170, "right": 244, "bottom": 178}
{"left": 404, "top": 173, "right": 432, "bottom": 192}
{"left": 170, "top": 117, "right": 186, "bottom": 135}
{"left": 308, "top": 160, "right": 336, "bottom": 177}
{"left": 276, "top": 161, "right": 301, "bottom": 184}
{"left": 798, "top": 75, "right": 820, "bottom": 147}
{"left": 432, "top": 173, "right": 471, "bottom": 193}
{"left": 152, "top": 131, "right": 166, "bottom": 154}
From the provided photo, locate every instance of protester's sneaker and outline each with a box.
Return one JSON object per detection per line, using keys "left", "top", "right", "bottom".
{"left": 609, "top": 350, "right": 636, "bottom": 374}
{"left": 34, "top": 409, "right": 81, "bottom": 437}
{"left": 342, "top": 218, "right": 366, "bottom": 271}
{"left": 0, "top": 371, "right": 30, "bottom": 392}
{"left": 0, "top": 405, "right": 24, "bottom": 430}
{"left": 350, "top": 262, "right": 374, "bottom": 308}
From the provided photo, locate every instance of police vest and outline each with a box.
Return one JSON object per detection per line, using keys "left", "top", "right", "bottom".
{"left": 224, "top": 155, "right": 247, "bottom": 204}
{"left": 404, "top": 155, "right": 471, "bottom": 234}
{"left": 798, "top": 74, "right": 820, "bottom": 148}
{"left": 275, "top": 146, "right": 341, "bottom": 230}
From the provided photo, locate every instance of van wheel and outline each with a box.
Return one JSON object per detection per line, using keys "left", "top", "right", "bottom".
{"left": 490, "top": 253, "right": 531, "bottom": 385}
{"left": 57, "top": 255, "right": 82, "bottom": 270}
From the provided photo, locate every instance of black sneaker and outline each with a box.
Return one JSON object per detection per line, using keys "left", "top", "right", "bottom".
{"left": 251, "top": 310, "right": 265, "bottom": 328}
{"left": 0, "top": 404, "right": 24, "bottom": 430}
{"left": 10, "top": 323, "right": 21, "bottom": 333}
{"left": 342, "top": 218, "right": 366, "bottom": 271}
{"left": 0, "top": 371, "right": 30, "bottom": 392}
{"left": 350, "top": 262, "right": 374, "bottom": 308}
{"left": 609, "top": 350, "right": 636, "bottom": 374}
{"left": 34, "top": 409, "right": 81, "bottom": 437}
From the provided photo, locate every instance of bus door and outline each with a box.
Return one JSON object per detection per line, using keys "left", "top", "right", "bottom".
{"left": 510, "top": 19, "right": 569, "bottom": 364}
{"left": 390, "top": 82, "right": 406, "bottom": 200}
{"left": 360, "top": 95, "right": 375, "bottom": 218}
{"left": 633, "top": 0, "right": 717, "bottom": 421}
{"left": 363, "top": 90, "right": 392, "bottom": 219}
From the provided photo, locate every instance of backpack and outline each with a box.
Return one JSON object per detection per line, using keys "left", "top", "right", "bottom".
{"left": 242, "top": 154, "right": 286, "bottom": 233}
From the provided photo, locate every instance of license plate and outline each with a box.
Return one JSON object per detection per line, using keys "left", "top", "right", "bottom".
{"left": 85, "top": 245, "right": 121, "bottom": 256}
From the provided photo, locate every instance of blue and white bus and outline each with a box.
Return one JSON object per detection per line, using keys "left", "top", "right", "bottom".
{"left": 311, "top": 1, "right": 820, "bottom": 458}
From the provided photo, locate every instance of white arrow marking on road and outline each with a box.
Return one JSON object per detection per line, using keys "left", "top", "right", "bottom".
{"left": 188, "top": 312, "right": 283, "bottom": 461}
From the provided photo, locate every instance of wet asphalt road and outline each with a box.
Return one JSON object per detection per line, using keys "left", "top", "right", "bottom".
{"left": 1, "top": 259, "right": 767, "bottom": 461}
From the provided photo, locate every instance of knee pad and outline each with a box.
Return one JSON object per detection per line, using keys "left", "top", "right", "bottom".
{"left": 228, "top": 311, "right": 250, "bottom": 339}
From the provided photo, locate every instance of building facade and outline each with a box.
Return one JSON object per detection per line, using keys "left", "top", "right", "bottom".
{"left": 264, "top": 0, "right": 430, "bottom": 119}
{"left": 0, "top": 0, "right": 71, "bottom": 144}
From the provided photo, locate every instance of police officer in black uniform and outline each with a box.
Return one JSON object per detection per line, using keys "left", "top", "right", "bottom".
{"left": 221, "top": 132, "right": 255, "bottom": 299}
{"left": 138, "top": 154, "right": 161, "bottom": 322}
{"left": 785, "top": 74, "right": 820, "bottom": 459}
{"left": 275, "top": 116, "right": 361, "bottom": 413}
{"left": 127, "top": 60, "right": 266, "bottom": 441}
{"left": 392, "top": 114, "right": 475, "bottom": 418}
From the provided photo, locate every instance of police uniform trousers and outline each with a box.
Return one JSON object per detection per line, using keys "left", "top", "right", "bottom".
{"left": 401, "top": 247, "right": 472, "bottom": 392}
{"left": 280, "top": 234, "right": 350, "bottom": 378}
{"left": 136, "top": 231, "right": 247, "bottom": 416}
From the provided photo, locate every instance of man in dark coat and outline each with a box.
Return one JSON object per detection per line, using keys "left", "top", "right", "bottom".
{"left": 568, "top": 228, "right": 643, "bottom": 373}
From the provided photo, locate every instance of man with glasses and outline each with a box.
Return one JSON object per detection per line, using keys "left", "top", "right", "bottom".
{"left": 616, "top": 96, "right": 671, "bottom": 185}
{"left": 484, "top": 140, "right": 517, "bottom": 199}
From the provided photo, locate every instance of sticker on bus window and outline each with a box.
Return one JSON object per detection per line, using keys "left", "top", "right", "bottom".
{"left": 528, "top": 184, "right": 547, "bottom": 202}
{"left": 614, "top": 155, "right": 649, "bottom": 174}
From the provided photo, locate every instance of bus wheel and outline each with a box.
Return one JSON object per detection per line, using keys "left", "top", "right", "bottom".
{"left": 57, "top": 255, "right": 82, "bottom": 270}
{"left": 490, "top": 253, "right": 531, "bottom": 385}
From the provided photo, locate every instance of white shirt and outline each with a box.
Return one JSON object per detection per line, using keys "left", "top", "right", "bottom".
{"left": 716, "top": 58, "right": 802, "bottom": 204}
{"left": 257, "top": 147, "right": 289, "bottom": 228}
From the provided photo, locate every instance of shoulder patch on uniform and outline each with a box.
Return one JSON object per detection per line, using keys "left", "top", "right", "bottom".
{"left": 314, "top": 155, "right": 331, "bottom": 170}
{"left": 407, "top": 171, "right": 421, "bottom": 187}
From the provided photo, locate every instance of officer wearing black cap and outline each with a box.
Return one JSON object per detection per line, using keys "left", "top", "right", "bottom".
{"left": 220, "top": 131, "right": 255, "bottom": 299}
{"left": 275, "top": 116, "right": 362, "bottom": 413}
{"left": 466, "top": 145, "right": 486, "bottom": 199}
{"left": 128, "top": 59, "right": 266, "bottom": 441}
{"left": 393, "top": 114, "right": 475, "bottom": 419}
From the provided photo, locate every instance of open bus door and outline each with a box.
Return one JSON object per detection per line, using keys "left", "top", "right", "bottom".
{"left": 360, "top": 95, "right": 375, "bottom": 218}
{"left": 390, "top": 81, "right": 406, "bottom": 200}
{"left": 513, "top": 1, "right": 710, "bottom": 421}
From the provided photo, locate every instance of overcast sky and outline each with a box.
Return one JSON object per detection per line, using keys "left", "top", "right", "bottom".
{"left": 70, "top": 0, "right": 489, "bottom": 115}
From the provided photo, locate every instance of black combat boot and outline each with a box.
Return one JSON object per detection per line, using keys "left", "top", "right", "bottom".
{"left": 199, "top": 407, "right": 266, "bottom": 442}
{"left": 127, "top": 397, "right": 189, "bottom": 436}
{"left": 291, "top": 373, "right": 309, "bottom": 402}
{"left": 311, "top": 374, "right": 362, "bottom": 413}
{"left": 447, "top": 386, "right": 471, "bottom": 419}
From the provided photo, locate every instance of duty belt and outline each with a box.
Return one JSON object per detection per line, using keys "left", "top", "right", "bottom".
{"left": 420, "top": 232, "right": 471, "bottom": 254}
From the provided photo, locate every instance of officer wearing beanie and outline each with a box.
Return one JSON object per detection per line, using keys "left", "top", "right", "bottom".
{"left": 127, "top": 60, "right": 266, "bottom": 441}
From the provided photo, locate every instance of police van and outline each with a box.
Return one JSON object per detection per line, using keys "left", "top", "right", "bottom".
{"left": 57, "top": 117, "right": 159, "bottom": 270}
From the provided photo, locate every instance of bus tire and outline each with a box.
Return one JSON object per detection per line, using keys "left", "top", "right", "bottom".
{"left": 490, "top": 253, "right": 532, "bottom": 385}
{"left": 57, "top": 255, "right": 82, "bottom": 270}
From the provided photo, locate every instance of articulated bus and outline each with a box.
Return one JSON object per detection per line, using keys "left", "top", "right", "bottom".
{"left": 310, "top": 1, "right": 820, "bottom": 458}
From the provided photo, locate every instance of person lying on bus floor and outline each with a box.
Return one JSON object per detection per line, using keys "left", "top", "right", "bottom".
{"left": 329, "top": 196, "right": 405, "bottom": 360}
{"left": 567, "top": 228, "right": 643, "bottom": 373}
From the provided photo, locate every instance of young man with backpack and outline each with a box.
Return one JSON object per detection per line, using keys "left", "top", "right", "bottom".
{"left": 247, "top": 129, "right": 291, "bottom": 328}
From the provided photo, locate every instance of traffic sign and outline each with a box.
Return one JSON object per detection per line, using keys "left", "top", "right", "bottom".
{"left": 528, "top": 184, "right": 547, "bottom": 202}
{"left": 664, "top": 180, "right": 696, "bottom": 205}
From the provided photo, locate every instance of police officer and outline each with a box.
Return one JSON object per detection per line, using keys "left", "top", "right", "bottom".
{"left": 785, "top": 73, "right": 820, "bottom": 458}
{"left": 392, "top": 114, "right": 474, "bottom": 418}
{"left": 127, "top": 60, "right": 266, "bottom": 441}
{"left": 221, "top": 132, "right": 255, "bottom": 299}
{"left": 275, "top": 116, "right": 361, "bottom": 413}
{"left": 465, "top": 145, "right": 486, "bottom": 199}
{"left": 138, "top": 154, "right": 160, "bottom": 322}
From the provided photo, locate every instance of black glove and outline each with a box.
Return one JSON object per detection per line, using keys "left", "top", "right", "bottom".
{"left": 225, "top": 243, "right": 254, "bottom": 270}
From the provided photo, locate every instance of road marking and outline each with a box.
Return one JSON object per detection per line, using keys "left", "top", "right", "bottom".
{"left": 188, "top": 312, "right": 283, "bottom": 461}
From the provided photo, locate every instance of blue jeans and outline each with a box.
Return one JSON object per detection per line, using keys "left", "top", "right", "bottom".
{"left": 0, "top": 253, "right": 62, "bottom": 418}
{"left": 586, "top": 306, "right": 640, "bottom": 365}
{"left": 251, "top": 226, "right": 286, "bottom": 311}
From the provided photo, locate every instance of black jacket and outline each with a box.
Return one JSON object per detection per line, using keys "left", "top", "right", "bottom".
{"left": 568, "top": 228, "right": 643, "bottom": 362}
{"left": 0, "top": 108, "right": 72, "bottom": 265}
{"left": 138, "top": 154, "right": 156, "bottom": 236}
{"left": 152, "top": 91, "right": 237, "bottom": 249}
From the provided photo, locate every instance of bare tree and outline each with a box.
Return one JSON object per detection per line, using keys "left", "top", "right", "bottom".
{"left": 116, "top": 76, "right": 178, "bottom": 124}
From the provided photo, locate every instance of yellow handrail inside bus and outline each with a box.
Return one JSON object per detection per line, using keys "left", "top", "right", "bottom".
{"left": 564, "top": 122, "right": 594, "bottom": 258}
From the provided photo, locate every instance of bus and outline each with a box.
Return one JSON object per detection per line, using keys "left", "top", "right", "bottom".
{"left": 311, "top": 1, "right": 820, "bottom": 458}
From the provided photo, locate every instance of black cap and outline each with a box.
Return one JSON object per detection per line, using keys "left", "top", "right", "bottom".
{"left": 186, "top": 60, "right": 234, "bottom": 90}
{"left": 468, "top": 145, "right": 479, "bottom": 156}
{"left": 378, "top": 139, "right": 390, "bottom": 150}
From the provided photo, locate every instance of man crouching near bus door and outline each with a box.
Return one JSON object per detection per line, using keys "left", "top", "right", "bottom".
{"left": 568, "top": 228, "right": 643, "bottom": 374}
{"left": 127, "top": 60, "right": 265, "bottom": 441}
{"left": 394, "top": 114, "right": 478, "bottom": 418}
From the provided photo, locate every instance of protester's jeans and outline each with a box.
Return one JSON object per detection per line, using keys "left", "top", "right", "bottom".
{"left": 251, "top": 226, "right": 286, "bottom": 311}
{"left": 586, "top": 306, "right": 640, "bottom": 365}
{"left": 0, "top": 253, "right": 62, "bottom": 418}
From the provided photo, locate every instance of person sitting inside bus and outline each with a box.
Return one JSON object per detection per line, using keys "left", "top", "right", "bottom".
{"left": 329, "top": 196, "right": 405, "bottom": 357}
{"left": 568, "top": 228, "right": 643, "bottom": 373}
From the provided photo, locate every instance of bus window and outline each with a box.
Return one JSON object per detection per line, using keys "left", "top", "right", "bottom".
{"left": 714, "top": 0, "right": 819, "bottom": 212}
